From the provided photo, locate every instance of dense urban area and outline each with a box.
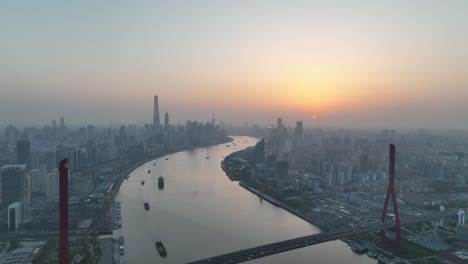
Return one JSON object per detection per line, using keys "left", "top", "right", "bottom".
{"left": 220, "top": 119, "right": 468, "bottom": 264}
{"left": 0, "top": 96, "right": 229, "bottom": 263}
{"left": 0, "top": 96, "right": 468, "bottom": 264}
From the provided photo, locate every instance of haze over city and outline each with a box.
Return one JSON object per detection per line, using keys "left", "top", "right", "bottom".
{"left": 2, "top": 1, "right": 468, "bottom": 129}
{"left": 2, "top": 2, "right": 468, "bottom": 264}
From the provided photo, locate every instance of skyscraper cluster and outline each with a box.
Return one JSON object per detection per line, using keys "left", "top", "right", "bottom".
{"left": 0, "top": 95, "right": 227, "bottom": 233}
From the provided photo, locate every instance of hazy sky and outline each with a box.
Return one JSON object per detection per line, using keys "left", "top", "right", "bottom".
{"left": 1, "top": 1, "right": 468, "bottom": 129}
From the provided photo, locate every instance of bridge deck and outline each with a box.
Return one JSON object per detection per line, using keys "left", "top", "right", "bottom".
{"left": 187, "top": 211, "right": 457, "bottom": 264}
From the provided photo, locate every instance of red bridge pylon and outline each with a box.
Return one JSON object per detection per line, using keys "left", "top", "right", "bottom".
{"left": 59, "top": 159, "right": 69, "bottom": 264}
{"left": 380, "top": 144, "right": 401, "bottom": 251}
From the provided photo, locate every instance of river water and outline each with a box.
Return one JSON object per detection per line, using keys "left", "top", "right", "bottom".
{"left": 114, "top": 136, "right": 377, "bottom": 264}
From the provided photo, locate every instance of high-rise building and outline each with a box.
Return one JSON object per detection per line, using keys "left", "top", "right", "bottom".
{"left": 78, "top": 127, "right": 86, "bottom": 140}
{"left": 60, "top": 116, "right": 65, "bottom": 131}
{"left": 46, "top": 169, "right": 59, "bottom": 199}
{"left": 127, "top": 124, "right": 137, "bottom": 138}
{"left": 8, "top": 202, "right": 21, "bottom": 230}
{"left": 44, "top": 151, "right": 56, "bottom": 172}
{"left": 32, "top": 153, "right": 46, "bottom": 170}
{"left": 283, "top": 138, "right": 293, "bottom": 154}
{"left": 25, "top": 174, "right": 31, "bottom": 210}
{"left": 294, "top": 121, "right": 303, "bottom": 141}
{"left": 276, "top": 160, "right": 289, "bottom": 189}
{"left": 337, "top": 171, "right": 345, "bottom": 185}
{"left": 153, "top": 95, "right": 160, "bottom": 127}
{"left": 250, "top": 138, "right": 265, "bottom": 165}
{"left": 16, "top": 140, "right": 31, "bottom": 168}
{"left": 336, "top": 162, "right": 353, "bottom": 183}
{"left": 30, "top": 169, "right": 40, "bottom": 192}
{"left": 30, "top": 165, "right": 46, "bottom": 193}
{"left": 67, "top": 149, "right": 82, "bottom": 173}
{"left": 265, "top": 154, "right": 277, "bottom": 173}
{"left": 119, "top": 125, "right": 126, "bottom": 139}
{"left": 185, "top": 120, "right": 192, "bottom": 138}
{"left": 276, "top": 117, "right": 284, "bottom": 140}
{"left": 1, "top": 165, "right": 27, "bottom": 219}
{"left": 52, "top": 120, "right": 57, "bottom": 134}
{"left": 87, "top": 125, "right": 96, "bottom": 140}
{"left": 4, "top": 125, "right": 20, "bottom": 145}
{"left": 86, "top": 141, "right": 97, "bottom": 165}
{"left": 325, "top": 172, "right": 334, "bottom": 187}
{"left": 164, "top": 112, "right": 169, "bottom": 128}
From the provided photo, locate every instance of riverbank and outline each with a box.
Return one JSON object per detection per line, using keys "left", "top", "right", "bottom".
{"left": 220, "top": 147, "right": 327, "bottom": 230}
{"left": 110, "top": 136, "right": 233, "bottom": 202}
{"left": 102, "top": 137, "right": 234, "bottom": 262}
{"left": 221, "top": 147, "right": 333, "bottom": 231}
{"left": 238, "top": 181, "right": 326, "bottom": 230}
{"left": 111, "top": 136, "right": 376, "bottom": 264}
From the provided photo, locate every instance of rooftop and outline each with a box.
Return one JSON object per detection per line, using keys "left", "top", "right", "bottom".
{"left": 1, "top": 164, "right": 27, "bottom": 170}
{"left": 8, "top": 202, "right": 21, "bottom": 209}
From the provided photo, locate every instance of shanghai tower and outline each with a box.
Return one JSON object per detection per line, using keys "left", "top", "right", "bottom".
{"left": 153, "top": 95, "right": 160, "bottom": 127}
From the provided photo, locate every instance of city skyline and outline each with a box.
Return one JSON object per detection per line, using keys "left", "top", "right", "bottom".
{"left": 1, "top": 1, "right": 468, "bottom": 129}
{"left": 1, "top": 92, "right": 467, "bottom": 131}
{"left": 2, "top": 2, "right": 468, "bottom": 262}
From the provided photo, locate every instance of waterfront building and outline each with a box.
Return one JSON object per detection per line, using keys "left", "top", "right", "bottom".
{"left": 128, "top": 144, "right": 144, "bottom": 158}
{"left": 250, "top": 138, "right": 265, "bottom": 165}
